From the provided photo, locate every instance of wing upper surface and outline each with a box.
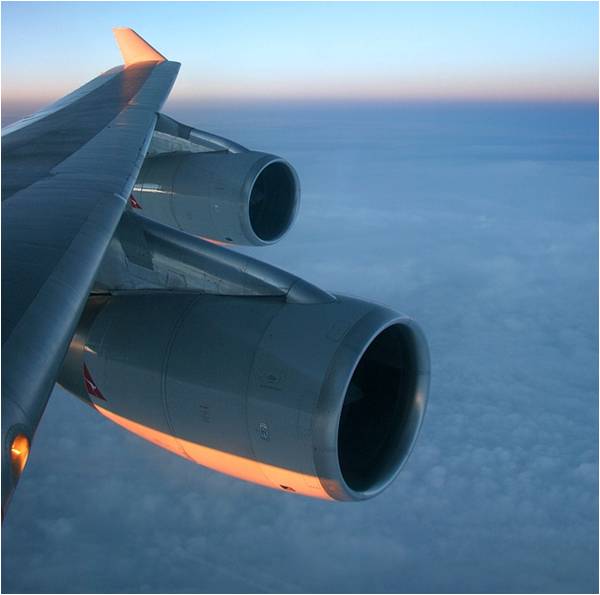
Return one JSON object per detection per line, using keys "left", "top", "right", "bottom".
{"left": 1, "top": 41, "right": 179, "bottom": 513}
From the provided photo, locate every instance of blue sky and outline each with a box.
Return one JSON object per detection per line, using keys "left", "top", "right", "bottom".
{"left": 2, "top": 1, "right": 598, "bottom": 103}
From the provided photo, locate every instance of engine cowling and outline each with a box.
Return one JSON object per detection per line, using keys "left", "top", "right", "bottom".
{"left": 59, "top": 293, "right": 429, "bottom": 501}
{"left": 132, "top": 150, "right": 300, "bottom": 246}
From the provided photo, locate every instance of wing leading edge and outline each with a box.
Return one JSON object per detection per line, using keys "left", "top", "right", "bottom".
{"left": 1, "top": 29, "right": 179, "bottom": 516}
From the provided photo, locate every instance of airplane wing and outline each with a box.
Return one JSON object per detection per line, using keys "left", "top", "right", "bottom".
{"left": 2, "top": 29, "right": 430, "bottom": 517}
{"left": 1, "top": 29, "right": 180, "bottom": 514}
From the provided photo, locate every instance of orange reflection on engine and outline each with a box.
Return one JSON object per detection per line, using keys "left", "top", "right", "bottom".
{"left": 199, "top": 236, "right": 228, "bottom": 246}
{"left": 10, "top": 434, "right": 30, "bottom": 476}
{"left": 94, "top": 404, "right": 331, "bottom": 500}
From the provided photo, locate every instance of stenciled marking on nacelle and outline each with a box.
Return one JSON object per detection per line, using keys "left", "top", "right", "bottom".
{"left": 83, "top": 363, "right": 107, "bottom": 401}
{"left": 93, "top": 404, "right": 332, "bottom": 500}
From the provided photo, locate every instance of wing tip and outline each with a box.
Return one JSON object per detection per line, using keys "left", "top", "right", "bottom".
{"left": 113, "top": 27, "right": 166, "bottom": 66}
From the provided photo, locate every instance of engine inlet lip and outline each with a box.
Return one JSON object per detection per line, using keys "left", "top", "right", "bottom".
{"left": 241, "top": 156, "right": 301, "bottom": 245}
{"left": 313, "top": 303, "right": 430, "bottom": 501}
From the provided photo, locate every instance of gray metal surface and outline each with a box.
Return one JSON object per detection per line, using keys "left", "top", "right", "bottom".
{"left": 1, "top": 58, "right": 180, "bottom": 514}
{"left": 147, "top": 113, "right": 247, "bottom": 156}
{"left": 132, "top": 112, "right": 301, "bottom": 246}
{"left": 94, "top": 210, "right": 333, "bottom": 303}
{"left": 59, "top": 292, "right": 429, "bottom": 501}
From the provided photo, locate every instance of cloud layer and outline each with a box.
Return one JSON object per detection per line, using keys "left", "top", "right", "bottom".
{"left": 2, "top": 101, "right": 598, "bottom": 593}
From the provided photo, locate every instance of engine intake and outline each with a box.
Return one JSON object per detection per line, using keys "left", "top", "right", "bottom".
{"left": 337, "top": 324, "right": 420, "bottom": 495}
{"left": 249, "top": 160, "right": 297, "bottom": 242}
{"left": 59, "top": 292, "right": 429, "bottom": 501}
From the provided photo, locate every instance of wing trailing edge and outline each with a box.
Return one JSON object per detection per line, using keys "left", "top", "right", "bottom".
{"left": 113, "top": 27, "right": 166, "bottom": 65}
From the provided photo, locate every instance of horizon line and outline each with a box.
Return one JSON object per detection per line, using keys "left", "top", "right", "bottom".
{"left": 2, "top": 94, "right": 599, "bottom": 109}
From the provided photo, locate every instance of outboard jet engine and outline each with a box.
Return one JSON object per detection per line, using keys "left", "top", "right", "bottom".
{"left": 131, "top": 114, "right": 300, "bottom": 245}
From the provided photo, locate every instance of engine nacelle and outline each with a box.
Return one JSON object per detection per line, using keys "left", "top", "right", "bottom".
{"left": 59, "top": 293, "right": 429, "bottom": 501}
{"left": 133, "top": 149, "right": 300, "bottom": 246}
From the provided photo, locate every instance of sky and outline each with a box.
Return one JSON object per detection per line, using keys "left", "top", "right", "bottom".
{"left": 1, "top": 1, "right": 599, "bottom": 104}
{"left": 1, "top": 2, "right": 599, "bottom": 594}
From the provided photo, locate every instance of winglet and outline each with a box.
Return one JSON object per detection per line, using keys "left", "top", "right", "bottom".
{"left": 113, "top": 28, "right": 166, "bottom": 66}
